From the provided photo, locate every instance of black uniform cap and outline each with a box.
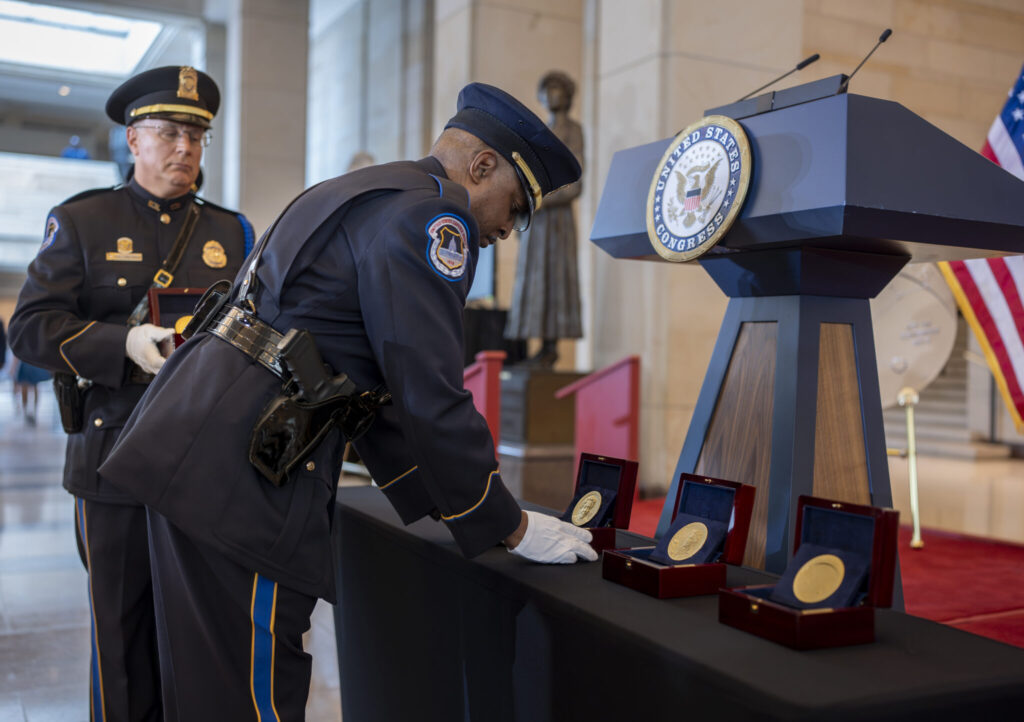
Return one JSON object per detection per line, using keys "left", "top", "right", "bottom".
{"left": 106, "top": 66, "right": 220, "bottom": 129}
{"left": 444, "top": 82, "right": 581, "bottom": 227}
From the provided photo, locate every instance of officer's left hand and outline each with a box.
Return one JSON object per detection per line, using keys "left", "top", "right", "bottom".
{"left": 126, "top": 323, "right": 174, "bottom": 375}
{"left": 507, "top": 510, "right": 598, "bottom": 564}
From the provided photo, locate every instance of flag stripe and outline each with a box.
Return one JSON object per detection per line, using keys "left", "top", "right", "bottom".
{"left": 987, "top": 114, "right": 1024, "bottom": 178}
{"left": 965, "top": 260, "right": 1024, "bottom": 408}
{"left": 939, "top": 62, "right": 1024, "bottom": 433}
{"left": 940, "top": 261, "right": 1024, "bottom": 431}
{"left": 949, "top": 260, "right": 1024, "bottom": 409}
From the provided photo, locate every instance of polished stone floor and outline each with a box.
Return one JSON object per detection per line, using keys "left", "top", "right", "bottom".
{"left": 0, "top": 381, "right": 342, "bottom": 721}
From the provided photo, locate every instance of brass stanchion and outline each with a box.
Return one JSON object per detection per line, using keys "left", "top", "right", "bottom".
{"left": 897, "top": 387, "right": 924, "bottom": 549}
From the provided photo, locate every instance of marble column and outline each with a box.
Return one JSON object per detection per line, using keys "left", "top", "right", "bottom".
{"left": 222, "top": 0, "right": 309, "bottom": 235}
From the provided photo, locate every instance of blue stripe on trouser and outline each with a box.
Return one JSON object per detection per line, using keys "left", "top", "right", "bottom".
{"left": 76, "top": 497, "right": 106, "bottom": 722}
{"left": 250, "top": 574, "right": 280, "bottom": 721}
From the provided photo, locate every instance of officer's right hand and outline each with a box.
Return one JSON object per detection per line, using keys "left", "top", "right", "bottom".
{"left": 126, "top": 323, "right": 174, "bottom": 375}
{"left": 507, "top": 510, "right": 599, "bottom": 564}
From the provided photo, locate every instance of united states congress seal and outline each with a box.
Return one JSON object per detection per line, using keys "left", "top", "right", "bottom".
{"left": 646, "top": 114, "right": 751, "bottom": 262}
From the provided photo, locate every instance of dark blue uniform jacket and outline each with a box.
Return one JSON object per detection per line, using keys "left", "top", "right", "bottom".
{"left": 9, "top": 180, "right": 252, "bottom": 504}
{"left": 100, "top": 158, "right": 523, "bottom": 600}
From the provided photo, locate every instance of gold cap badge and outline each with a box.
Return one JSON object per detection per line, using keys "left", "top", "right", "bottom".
{"left": 177, "top": 67, "right": 199, "bottom": 101}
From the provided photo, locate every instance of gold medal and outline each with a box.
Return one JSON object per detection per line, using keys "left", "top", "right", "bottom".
{"left": 667, "top": 521, "right": 708, "bottom": 561}
{"left": 792, "top": 553, "right": 846, "bottom": 603}
{"left": 571, "top": 490, "right": 603, "bottom": 526}
{"left": 174, "top": 315, "right": 193, "bottom": 335}
{"left": 202, "top": 240, "right": 227, "bottom": 268}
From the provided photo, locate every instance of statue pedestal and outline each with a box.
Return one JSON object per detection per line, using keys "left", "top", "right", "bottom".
{"left": 499, "top": 367, "right": 584, "bottom": 445}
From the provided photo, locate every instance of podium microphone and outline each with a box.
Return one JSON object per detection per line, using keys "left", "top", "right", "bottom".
{"left": 736, "top": 53, "right": 820, "bottom": 102}
{"left": 840, "top": 28, "right": 893, "bottom": 91}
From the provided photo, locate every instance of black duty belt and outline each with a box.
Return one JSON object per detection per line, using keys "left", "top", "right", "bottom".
{"left": 207, "top": 305, "right": 287, "bottom": 379}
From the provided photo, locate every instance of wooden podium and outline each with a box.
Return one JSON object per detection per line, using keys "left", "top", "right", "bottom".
{"left": 591, "top": 77, "right": 1024, "bottom": 574}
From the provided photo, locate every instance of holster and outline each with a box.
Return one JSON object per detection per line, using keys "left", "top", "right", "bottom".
{"left": 249, "top": 384, "right": 364, "bottom": 486}
{"left": 247, "top": 328, "right": 389, "bottom": 486}
{"left": 53, "top": 371, "right": 84, "bottom": 434}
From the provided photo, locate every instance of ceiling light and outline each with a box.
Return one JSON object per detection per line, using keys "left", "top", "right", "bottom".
{"left": 0, "top": 0, "right": 162, "bottom": 77}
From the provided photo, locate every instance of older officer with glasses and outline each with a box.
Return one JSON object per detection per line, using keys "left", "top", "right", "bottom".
{"left": 100, "top": 82, "right": 594, "bottom": 720}
{"left": 8, "top": 65, "right": 252, "bottom": 722}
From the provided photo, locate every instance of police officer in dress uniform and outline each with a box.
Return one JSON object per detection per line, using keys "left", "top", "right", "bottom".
{"left": 99, "top": 83, "right": 595, "bottom": 720}
{"left": 8, "top": 66, "right": 253, "bottom": 722}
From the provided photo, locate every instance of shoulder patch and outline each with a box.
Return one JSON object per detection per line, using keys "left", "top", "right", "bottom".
{"left": 426, "top": 214, "right": 469, "bottom": 281}
{"left": 40, "top": 215, "right": 60, "bottom": 253}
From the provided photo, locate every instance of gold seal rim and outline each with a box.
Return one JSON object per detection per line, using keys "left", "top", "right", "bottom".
{"left": 667, "top": 521, "right": 709, "bottom": 561}
{"left": 792, "top": 553, "right": 846, "bottom": 604}
{"left": 645, "top": 114, "right": 752, "bottom": 263}
{"left": 571, "top": 490, "right": 603, "bottom": 527}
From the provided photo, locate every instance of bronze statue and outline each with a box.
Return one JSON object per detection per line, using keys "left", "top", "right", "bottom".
{"left": 504, "top": 71, "right": 584, "bottom": 367}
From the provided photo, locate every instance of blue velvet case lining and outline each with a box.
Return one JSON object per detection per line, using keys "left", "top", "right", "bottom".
{"left": 154, "top": 293, "right": 202, "bottom": 326}
{"left": 676, "top": 480, "right": 736, "bottom": 526}
{"left": 559, "top": 459, "right": 624, "bottom": 527}
{"left": 560, "top": 485, "right": 617, "bottom": 528}
{"left": 769, "top": 543, "right": 870, "bottom": 609}
{"left": 579, "top": 459, "right": 623, "bottom": 491}
{"left": 649, "top": 512, "right": 727, "bottom": 566}
{"left": 767, "top": 506, "right": 876, "bottom": 609}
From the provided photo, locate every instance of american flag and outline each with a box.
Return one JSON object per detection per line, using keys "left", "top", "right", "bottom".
{"left": 938, "top": 62, "right": 1024, "bottom": 431}
{"left": 683, "top": 187, "right": 701, "bottom": 211}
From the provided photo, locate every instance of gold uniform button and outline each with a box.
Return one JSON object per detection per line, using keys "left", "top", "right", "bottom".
{"left": 159, "top": 213, "right": 171, "bottom": 224}
{"left": 93, "top": 418, "right": 103, "bottom": 428}
{"left": 116, "top": 277, "right": 127, "bottom": 287}
{"left": 305, "top": 461, "right": 316, "bottom": 472}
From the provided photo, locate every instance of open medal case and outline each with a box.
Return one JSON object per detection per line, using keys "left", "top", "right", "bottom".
{"left": 718, "top": 495, "right": 899, "bottom": 650}
{"left": 603, "top": 474, "right": 755, "bottom": 598}
{"left": 148, "top": 287, "right": 207, "bottom": 348}
{"left": 558, "top": 453, "right": 638, "bottom": 552}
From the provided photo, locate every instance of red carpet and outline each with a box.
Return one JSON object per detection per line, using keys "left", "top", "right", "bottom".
{"left": 628, "top": 497, "right": 1024, "bottom": 648}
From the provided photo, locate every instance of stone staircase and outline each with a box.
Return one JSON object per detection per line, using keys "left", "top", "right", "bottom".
{"left": 882, "top": 319, "right": 1012, "bottom": 460}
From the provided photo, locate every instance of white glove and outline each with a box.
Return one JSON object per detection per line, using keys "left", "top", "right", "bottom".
{"left": 126, "top": 323, "right": 174, "bottom": 375}
{"left": 508, "top": 511, "right": 599, "bottom": 564}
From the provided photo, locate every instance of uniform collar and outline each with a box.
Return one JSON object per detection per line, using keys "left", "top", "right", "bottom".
{"left": 418, "top": 156, "right": 446, "bottom": 178}
{"left": 127, "top": 178, "right": 194, "bottom": 213}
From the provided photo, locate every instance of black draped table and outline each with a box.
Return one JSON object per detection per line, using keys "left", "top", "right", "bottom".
{"left": 334, "top": 488, "right": 1024, "bottom": 721}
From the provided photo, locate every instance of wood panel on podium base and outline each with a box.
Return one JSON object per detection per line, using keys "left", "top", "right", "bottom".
{"left": 655, "top": 247, "right": 906, "bottom": 583}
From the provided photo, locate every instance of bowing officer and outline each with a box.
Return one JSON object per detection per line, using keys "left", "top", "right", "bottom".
{"left": 8, "top": 66, "right": 252, "bottom": 722}
{"left": 100, "top": 82, "right": 596, "bottom": 720}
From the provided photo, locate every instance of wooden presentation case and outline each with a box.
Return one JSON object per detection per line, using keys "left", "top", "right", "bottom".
{"left": 559, "top": 452, "right": 638, "bottom": 552}
{"left": 148, "top": 287, "right": 206, "bottom": 348}
{"left": 718, "top": 495, "right": 899, "bottom": 650}
{"left": 603, "top": 474, "right": 755, "bottom": 598}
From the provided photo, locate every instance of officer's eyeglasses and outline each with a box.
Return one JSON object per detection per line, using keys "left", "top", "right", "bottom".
{"left": 134, "top": 123, "right": 212, "bottom": 148}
